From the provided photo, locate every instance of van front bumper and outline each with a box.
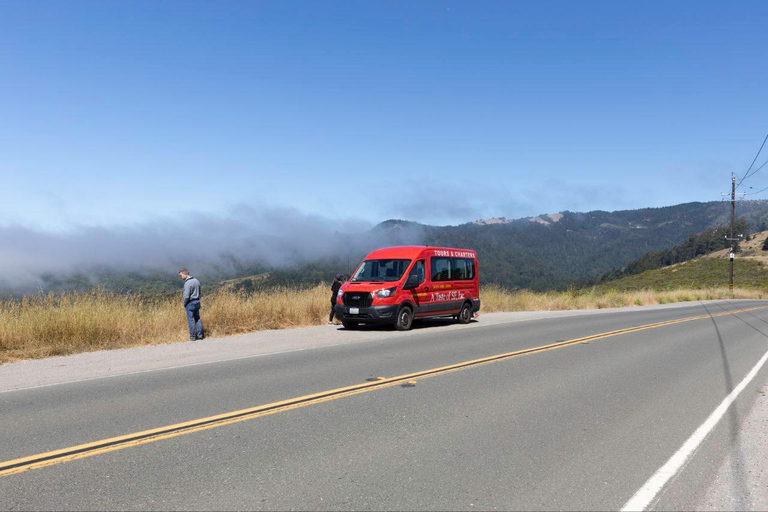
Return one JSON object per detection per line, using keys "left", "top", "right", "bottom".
{"left": 334, "top": 304, "right": 399, "bottom": 323}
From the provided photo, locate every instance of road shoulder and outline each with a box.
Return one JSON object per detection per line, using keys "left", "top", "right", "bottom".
{"left": 697, "top": 380, "right": 768, "bottom": 510}
{"left": 0, "top": 300, "right": 759, "bottom": 393}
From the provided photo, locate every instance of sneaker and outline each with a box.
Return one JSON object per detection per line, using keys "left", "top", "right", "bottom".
{"left": 189, "top": 337, "right": 197, "bottom": 341}
{"left": 196, "top": 336, "right": 205, "bottom": 340}
{"left": 327, "top": 322, "right": 334, "bottom": 326}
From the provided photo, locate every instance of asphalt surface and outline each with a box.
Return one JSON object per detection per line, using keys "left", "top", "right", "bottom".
{"left": 2, "top": 300, "right": 768, "bottom": 510}
{"left": 696, "top": 376, "right": 768, "bottom": 511}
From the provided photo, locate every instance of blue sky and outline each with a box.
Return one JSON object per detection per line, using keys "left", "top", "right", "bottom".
{"left": 2, "top": 1, "right": 768, "bottom": 230}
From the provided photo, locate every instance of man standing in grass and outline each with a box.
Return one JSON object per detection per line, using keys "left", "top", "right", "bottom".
{"left": 179, "top": 268, "right": 204, "bottom": 341}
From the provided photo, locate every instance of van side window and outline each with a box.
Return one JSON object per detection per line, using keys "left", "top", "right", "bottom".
{"left": 453, "top": 258, "right": 467, "bottom": 280}
{"left": 466, "top": 259, "right": 476, "bottom": 279}
{"left": 431, "top": 257, "right": 451, "bottom": 281}
{"left": 452, "top": 258, "right": 475, "bottom": 280}
{"left": 407, "top": 260, "right": 425, "bottom": 285}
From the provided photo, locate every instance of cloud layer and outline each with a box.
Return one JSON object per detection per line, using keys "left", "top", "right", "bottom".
{"left": 0, "top": 205, "right": 399, "bottom": 290}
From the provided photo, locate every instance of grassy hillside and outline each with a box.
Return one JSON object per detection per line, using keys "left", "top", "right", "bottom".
{"left": 594, "top": 229, "right": 768, "bottom": 293}
{"left": 596, "top": 219, "right": 747, "bottom": 283}
{"left": 593, "top": 258, "right": 768, "bottom": 292}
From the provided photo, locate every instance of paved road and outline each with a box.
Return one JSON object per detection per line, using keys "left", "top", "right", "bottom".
{"left": 2, "top": 300, "right": 768, "bottom": 510}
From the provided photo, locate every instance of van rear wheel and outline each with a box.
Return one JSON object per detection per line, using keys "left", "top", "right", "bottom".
{"left": 395, "top": 306, "right": 413, "bottom": 331}
{"left": 458, "top": 303, "right": 472, "bottom": 324}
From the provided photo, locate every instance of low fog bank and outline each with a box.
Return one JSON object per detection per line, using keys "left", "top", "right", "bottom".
{"left": 0, "top": 206, "right": 427, "bottom": 294}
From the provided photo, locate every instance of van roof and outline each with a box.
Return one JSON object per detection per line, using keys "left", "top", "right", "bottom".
{"left": 365, "top": 246, "right": 475, "bottom": 259}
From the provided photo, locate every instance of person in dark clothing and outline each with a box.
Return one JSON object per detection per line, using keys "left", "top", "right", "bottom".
{"left": 329, "top": 274, "right": 344, "bottom": 325}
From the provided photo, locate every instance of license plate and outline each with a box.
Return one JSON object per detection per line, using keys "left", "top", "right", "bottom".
{"left": 349, "top": 307, "right": 360, "bottom": 315}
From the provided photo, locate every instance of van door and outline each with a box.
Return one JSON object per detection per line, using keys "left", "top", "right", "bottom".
{"left": 404, "top": 260, "right": 427, "bottom": 314}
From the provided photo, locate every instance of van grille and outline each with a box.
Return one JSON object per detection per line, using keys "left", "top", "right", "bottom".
{"left": 343, "top": 292, "right": 373, "bottom": 307}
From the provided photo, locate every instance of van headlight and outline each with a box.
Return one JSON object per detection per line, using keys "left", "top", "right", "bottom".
{"left": 337, "top": 289, "right": 343, "bottom": 297}
{"left": 375, "top": 287, "right": 397, "bottom": 298}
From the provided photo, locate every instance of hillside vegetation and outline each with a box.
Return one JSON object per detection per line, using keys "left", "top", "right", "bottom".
{"left": 597, "top": 219, "right": 748, "bottom": 283}
{"left": 594, "top": 258, "right": 768, "bottom": 292}
{"left": 594, "top": 230, "right": 768, "bottom": 293}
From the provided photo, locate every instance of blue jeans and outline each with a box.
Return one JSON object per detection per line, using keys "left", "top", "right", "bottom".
{"left": 185, "top": 300, "right": 203, "bottom": 339}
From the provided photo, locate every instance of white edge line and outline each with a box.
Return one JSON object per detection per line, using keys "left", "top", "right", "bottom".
{"left": 621, "top": 347, "right": 768, "bottom": 512}
{"left": 1, "top": 300, "right": 763, "bottom": 395}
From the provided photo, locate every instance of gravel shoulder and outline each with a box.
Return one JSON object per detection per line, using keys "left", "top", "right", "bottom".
{"left": 0, "top": 300, "right": 754, "bottom": 393}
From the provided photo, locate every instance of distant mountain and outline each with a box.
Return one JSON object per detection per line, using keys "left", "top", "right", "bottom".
{"left": 266, "top": 200, "right": 768, "bottom": 292}
{"left": 398, "top": 200, "right": 768, "bottom": 290}
{"left": 11, "top": 200, "right": 768, "bottom": 296}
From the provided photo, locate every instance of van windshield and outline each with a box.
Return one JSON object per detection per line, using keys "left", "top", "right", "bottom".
{"left": 351, "top": 259, "right": 412, "bottom": 282}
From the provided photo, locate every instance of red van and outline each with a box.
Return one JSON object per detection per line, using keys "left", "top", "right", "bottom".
{"left": 334, "top": 246, "right": 480, "bottom": 331}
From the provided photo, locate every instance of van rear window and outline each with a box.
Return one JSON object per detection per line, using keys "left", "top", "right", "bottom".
{"left": 431, "top": 257, "right": 475, "bottom": 281}
{"left": 453, "top": 258, "right": 475, "bottom": 280}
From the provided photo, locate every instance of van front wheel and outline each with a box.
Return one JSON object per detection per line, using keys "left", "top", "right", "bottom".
{"left": 458, "top": 303, "right": 472, "bottom": 324}
{"left": 395, "top": 306, "right": 413, "bottom": 331}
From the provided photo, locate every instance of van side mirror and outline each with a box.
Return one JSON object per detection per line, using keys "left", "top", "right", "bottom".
{"left": 403, "top": 275, "right": 420, "bottom": 290}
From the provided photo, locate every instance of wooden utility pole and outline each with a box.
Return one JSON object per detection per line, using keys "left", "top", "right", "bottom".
{"left": 730, "top": 174, "right": 735, "bottom": 292}
{"left": 724, "top": 174, "right": 744, "bottom": 293}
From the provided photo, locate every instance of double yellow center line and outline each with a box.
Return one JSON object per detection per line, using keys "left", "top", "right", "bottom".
{"left": 1, "top": 304, "right": 765, "bottom": 478}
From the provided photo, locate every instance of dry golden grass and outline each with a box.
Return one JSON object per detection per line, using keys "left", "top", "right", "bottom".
{"left": 1, "top": 285, "right": 765, "bottom": 363}
{"left": 480, "top": 285, "right": 768, "bottom": 312}
{"left": 0, "top": 286, "right": 332, "bottom": 363}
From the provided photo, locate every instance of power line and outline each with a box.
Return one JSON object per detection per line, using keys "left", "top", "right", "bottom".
{"left": 737, "top": 133, "right": 768, "bottom": 188}
{"left": 745, "top": 133, "right": 768, "bottom": 174}
{"left": 747, "top": 158, "right": 768, "bottom": 180}
{"left": 744, "top": 184, "right": 768, "bottom": 196}
{"left": 739, "top": 133, "right": 768, "bottom": 184}
{"left": 739, "top": 160, "right": 768, "bottom": 195}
